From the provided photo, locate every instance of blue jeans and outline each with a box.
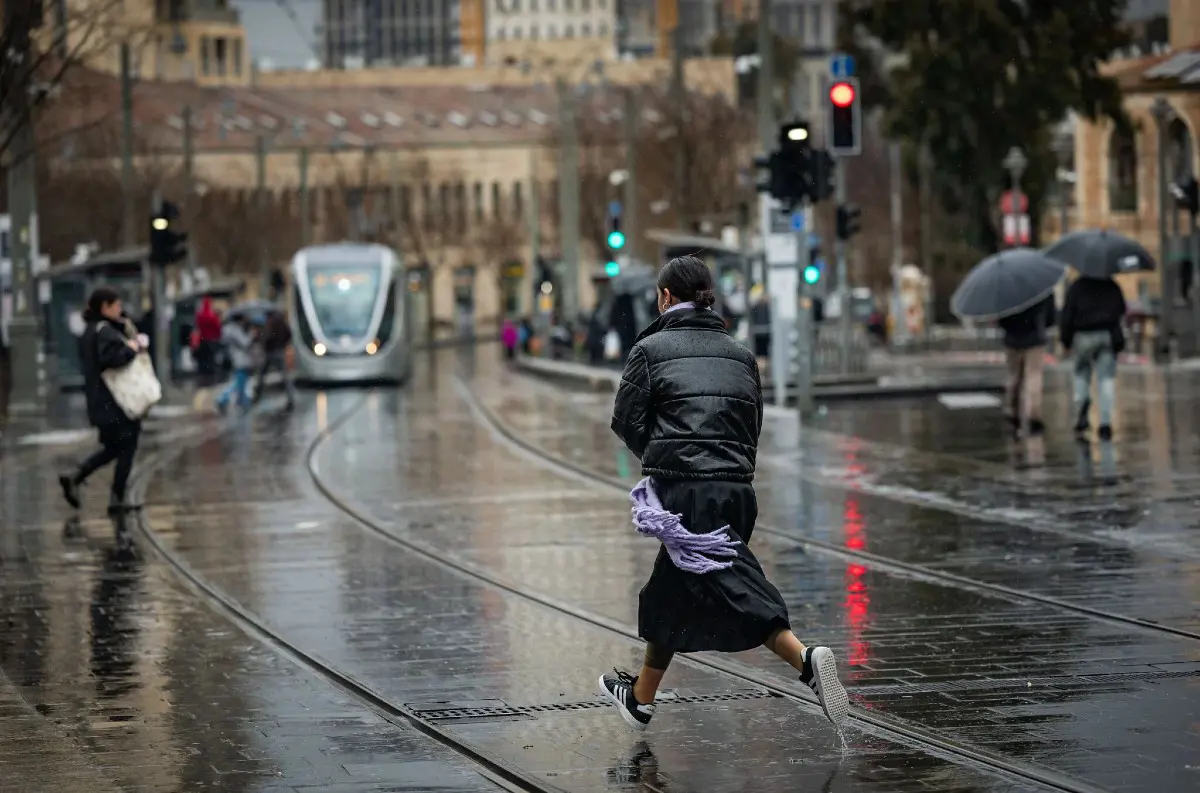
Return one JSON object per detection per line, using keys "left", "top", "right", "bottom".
{"left": 1072, "top": 330, "right": 1117, "bottom": 429}
{"left": 218, "top": 368, "right": 251, "bottom": 409}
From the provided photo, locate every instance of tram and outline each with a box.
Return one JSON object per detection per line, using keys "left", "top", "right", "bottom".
{"left": 289, "top": 243, "right": 410, "bottom": 384}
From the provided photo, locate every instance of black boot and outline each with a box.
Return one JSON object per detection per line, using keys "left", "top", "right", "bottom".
{"left": 1098, "top": 425, "right": 1112, "bottom": 442}
{"left": 59, "top": 474, "right": 81, "bottom": 509}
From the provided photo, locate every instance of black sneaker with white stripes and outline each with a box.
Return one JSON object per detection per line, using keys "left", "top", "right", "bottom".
{"left": 800, "top": 646, "right": 849, "bottom": 726}
{"left": 598, "top": 669, "right": 655, "bottom": 730}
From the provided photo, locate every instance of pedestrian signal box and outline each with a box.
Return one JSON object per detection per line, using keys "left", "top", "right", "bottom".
{"left": 605, "top": 260, "right": 621, "bottom": 277}
{"left": 803, "top": 264, "right": 821, "bottom": 285}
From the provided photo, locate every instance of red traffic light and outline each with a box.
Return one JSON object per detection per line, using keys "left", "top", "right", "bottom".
{"left": 830, "top": 82, "right": 856, "bottom": 108}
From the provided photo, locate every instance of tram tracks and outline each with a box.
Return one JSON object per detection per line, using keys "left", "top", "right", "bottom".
{"left": 307, "top": 391, "right": 1112, "bottom": 793}
{"left": 476, "top": 381, "right": 1200, "bottom": 644}
{"left": 124, "top": 389, "right": 1118, "bottom": 793}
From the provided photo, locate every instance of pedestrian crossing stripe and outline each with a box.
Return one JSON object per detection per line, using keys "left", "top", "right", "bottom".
{"left": 18, "top": 429, "right": 94, "bottom": 446}
{"left": 938, "top": 393, "right": 1002, "bottom": 409}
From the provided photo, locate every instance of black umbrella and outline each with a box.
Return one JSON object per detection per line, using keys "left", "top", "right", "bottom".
{"left": 1043, "top": 229, "right": 1156, "bottom": 279}
{"left": 951, "top": 248, "right": 1067, "bottom": 321}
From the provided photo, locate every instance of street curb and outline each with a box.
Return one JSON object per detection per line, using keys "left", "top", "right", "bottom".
{"left": 515, "top": 356, "right": 1007, "bottom": 404}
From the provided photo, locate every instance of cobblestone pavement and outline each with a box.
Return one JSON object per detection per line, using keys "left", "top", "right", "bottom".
{"left": 3, "top": 348, "right": 1198, "bottom": 791}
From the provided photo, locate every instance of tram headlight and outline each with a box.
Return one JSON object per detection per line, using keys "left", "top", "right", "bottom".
{"left": 365, "top": 341, "right": 378, "bottom": 355}
{"left": 313, "top": 342, "right": 327, "bottom": 357}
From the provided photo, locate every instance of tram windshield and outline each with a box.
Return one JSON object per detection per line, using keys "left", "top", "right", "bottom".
{"left": 306, "top": 265, "right": 381, "bottom": 338}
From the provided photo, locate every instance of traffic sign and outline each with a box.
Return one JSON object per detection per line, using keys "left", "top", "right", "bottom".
{"left": 608, "top": 200, "right": 622, "bottom": 216}
{"left": 790, "top": 212, "right": 806, "bottom": 232}
{"left": 830, "top": 53, "right": 856, "bottom": 79}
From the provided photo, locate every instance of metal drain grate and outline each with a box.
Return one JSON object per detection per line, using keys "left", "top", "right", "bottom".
{"left": 409, "top": 689, "right": 777, "bottom": 724}
{"left": 852, "top": 668, "right": 1200, "bottom": 696}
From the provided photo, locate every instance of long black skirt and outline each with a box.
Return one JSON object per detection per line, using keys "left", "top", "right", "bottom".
{"left": 638, "top": 478, "right": 790, "bottom": 653}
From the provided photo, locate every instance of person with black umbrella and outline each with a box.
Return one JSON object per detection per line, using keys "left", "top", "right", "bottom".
{"left": 952, "top": 248, "right": 1067, "bottom": 441}
{"left": 999, "top": 295, "right": 1055, "bottom": 439}
{"left": 1059, "top": 274, "right": 1126, "bottom": 441}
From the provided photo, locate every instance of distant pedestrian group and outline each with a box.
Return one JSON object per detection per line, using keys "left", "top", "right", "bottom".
{"left": 1000, "top": 273, "right": 1126, "bottom": 443}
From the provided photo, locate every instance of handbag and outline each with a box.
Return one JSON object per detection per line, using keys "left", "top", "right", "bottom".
{"left": 98, "top": 322, "right": 163, "bottom": 420}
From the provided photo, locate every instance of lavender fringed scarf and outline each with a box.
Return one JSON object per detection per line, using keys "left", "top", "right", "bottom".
{"left": 629, "top": 477, "right": 741, "bottom": 574}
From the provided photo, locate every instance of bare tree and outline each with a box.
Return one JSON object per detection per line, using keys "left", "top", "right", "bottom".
{"left": 576, "top": 88, "right": 756, "bottom": 254}
{"left": 191, "top": 189, "right": 302, "bottom": 275}
{"left": 1, "top": 1, "right": 141, "bottom": 167}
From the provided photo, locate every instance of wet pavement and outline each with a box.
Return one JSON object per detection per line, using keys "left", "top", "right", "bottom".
{"left": 2, "top": 347, "right": 1198, "bottom": 791}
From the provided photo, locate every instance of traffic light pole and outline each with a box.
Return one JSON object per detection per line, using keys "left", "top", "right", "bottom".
{"left": 793, "top": 202, "right": 814, "bottom": 416}
{"left": 835, "top": 159, "right": 852, "bottom": 373}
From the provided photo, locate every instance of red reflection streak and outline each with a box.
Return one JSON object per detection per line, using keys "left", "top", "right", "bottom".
{"left": 842, "top": 495, "right": 871, "bottom": 671}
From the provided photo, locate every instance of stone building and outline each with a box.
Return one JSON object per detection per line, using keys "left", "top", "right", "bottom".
{"left": 1067, "top": 0, "right": 1200, "bottom": 316}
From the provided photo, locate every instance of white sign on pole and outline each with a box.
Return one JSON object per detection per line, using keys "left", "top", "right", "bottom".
{"left": 1003, "top": 214, "right": 1031, "bottom": 245}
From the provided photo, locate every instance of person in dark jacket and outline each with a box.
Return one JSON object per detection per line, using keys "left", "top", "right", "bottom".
{"left": 1060, "top": 276, "right": 1126, "bottom": 440}
{"left": 59, "top": 287, "right": 147, "bottom": 514}
{"left": 253, "top": 309, "right": 296, "bottom": 410}
{"left": 599, "top": 256, "right": 848, "bottom": 732}
{"left": 998, "top": 295, "right": 1055, "bottom": 438}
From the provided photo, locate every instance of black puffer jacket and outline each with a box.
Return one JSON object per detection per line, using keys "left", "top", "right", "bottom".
{"left": 80, "top": 317, "right": 138, "bottom": 429}
{"left": 611, "top": 307, "right": 762, "bottom": 482}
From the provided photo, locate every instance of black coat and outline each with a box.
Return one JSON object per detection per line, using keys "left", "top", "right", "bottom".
{"left": 1059, "top": 277, "right": 1126, "bottom": 350}
{"left": 611, "top": 307, "right": 762, "bottom": 483}
{"left": 80, "top": 318, "right": 138, "bottom": 429}
{"left": 999, "top": 296, "right": 1056, "bottom": 350}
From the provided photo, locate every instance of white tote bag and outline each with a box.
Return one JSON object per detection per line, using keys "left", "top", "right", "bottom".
{"left": 99, "top": 327, "right": 163, "bottom": 420}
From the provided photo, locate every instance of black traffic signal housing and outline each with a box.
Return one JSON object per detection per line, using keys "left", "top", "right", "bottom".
{"left": 1172, "top": 177, "right": 1199, "bottom": 215}
{"left": 827, "top": 78, "right": 862, "bottom": 157}
{"left": 812, "top": 149, "right": 835, "bottom": 203}
{"left": 836, "top": 203, "right": 861, "bottom": 241}
{"left": 149, "top": 200, "right": 188, "bottom": 266}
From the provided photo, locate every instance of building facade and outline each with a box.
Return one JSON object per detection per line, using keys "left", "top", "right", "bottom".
{"left": 321, "top": 0, "right": 461, "bottom": 67}
{"left": 1061, "top": 0, "right": 1199, "bottom": 318}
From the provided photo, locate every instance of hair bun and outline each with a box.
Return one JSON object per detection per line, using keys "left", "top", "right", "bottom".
{"left": 693, "top": 289, "right": 716, "bottom": 309}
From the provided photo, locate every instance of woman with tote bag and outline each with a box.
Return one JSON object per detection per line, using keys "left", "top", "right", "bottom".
{"left": 59, "top": 287, "right": 158, "bottom": 515}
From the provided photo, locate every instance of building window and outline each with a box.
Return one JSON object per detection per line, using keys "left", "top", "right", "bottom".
{"left": 531, "top": 0, "right": 538, "bottom": 10}
{"left": 492, "top": 182, "right": 502, "bottom": 218}
{"left": 599, "top": 22, "right": 608, "bottom": 36}
{"left": 531, "top": 25, "right": 539, "bottom": 40}
{"left": 513, "top": 182, "right": 524, "bottom": 219}
{"left": 582, "top": 23, "right": 591, "bottom": 37}
{"left": 513, "top": 27, "right": 523, "bottom": 39}
{"left": 565, "top": 0, "right": 573, "bottom": 10}
{"left": 473, "top": 182, "right": 484, "bottom": 224}
{"left": 582, "top": 0, "right": 590, "bottom": 9}
{"left": 233, "top": 38, "right": 242, "bottom": 75}
{"left": 598, "top": 0, "right": 606, "bottom": 8}
{"left": 565, "top": 25, "right": 574, "bottom": 38}
{"left": 495, "top": 27, "right": 505, "bottom": 40}
{"left": 439, "top": 183, "right": 451, "bottom": 228}
{"left": 1108, "top": 120, "right": 1138, "bottom": 213}
{"left": 214, "top": 37, "right": 227, "bottom": 75}
{"left": 455, "top": 183, "right": 467, "bottom": 233}
{"left": 422, "top": 183, "right": 434, "bottom": 229}
{"left": 548, "top": 25, "right": 557, "bottom": 37}
{"left": 200, "top": 36, "right": 210, "bottom": 75}
{"left": 548, "top": 0, "right": 556, "bottom": 9}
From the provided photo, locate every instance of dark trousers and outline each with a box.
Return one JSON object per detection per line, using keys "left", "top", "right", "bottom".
{"left": 75, "top": 423, "right": 141, "bottom": 500}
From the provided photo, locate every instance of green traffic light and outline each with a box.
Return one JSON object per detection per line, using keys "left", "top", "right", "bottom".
{"left": 607, "top": 230, "right": 626, "bottom": 249}
{"left": 803, "top": 265, "right": 820, "bottom": 284}
{"left": 605, "top": 260, "right": 621, "bottom": 277}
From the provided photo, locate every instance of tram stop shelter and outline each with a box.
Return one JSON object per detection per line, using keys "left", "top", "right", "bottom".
{"left": 40, "top": 247, "right": 148, "bottom": 391}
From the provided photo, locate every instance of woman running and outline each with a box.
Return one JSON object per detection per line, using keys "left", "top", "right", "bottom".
{"left": 599, "top": 255, "right": 848, "bottom": 730}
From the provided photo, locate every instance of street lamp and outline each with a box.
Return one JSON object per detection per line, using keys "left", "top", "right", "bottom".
{"left": 1151, "top": 97, "right": 1176, "bottom": 360}
{"left": 1003, "top": 146, "right": 1028, "bottom": 248}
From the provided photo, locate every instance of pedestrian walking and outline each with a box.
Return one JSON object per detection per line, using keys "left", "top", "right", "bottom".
{"left": 999, "top": 295, "right": 1055, "bottom": 439}
{"left": 1060, "top": 275, "right": 1126, "bottom": 441}
{"left": 216, "top": 315, "right": 257, "bottom": 414}
{"left": 599, "top": 256, "right": 849, "bottom": 731}
{"left": 749, "top": 285, "right": 771, "bottom": 373}
{"left": 501, "top": 317, "right": 519, "bottom": 362}
{"left": 58, "top": 288, "right": 149, "bottom": 515}
{"left": 193, "top": 297, "right": 222, "bottom": 383}
{"left": 253, "top": 310, "right": 297, "bottom": 410}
